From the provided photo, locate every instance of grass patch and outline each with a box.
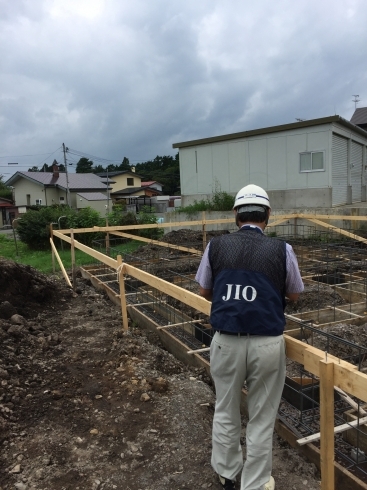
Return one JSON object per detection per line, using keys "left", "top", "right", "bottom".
{"left": 0, "top": 234, "right": 142, "bottom": 274}
{"left": 179, "top": 184, "right": 235, "bottom": 215}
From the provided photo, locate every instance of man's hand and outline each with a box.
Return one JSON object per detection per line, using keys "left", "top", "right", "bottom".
{"left": 286, "top": 292, "right": 300, "bottom": 302}
{"left": 200, "top": 287, "right": 213, "bottom": 301}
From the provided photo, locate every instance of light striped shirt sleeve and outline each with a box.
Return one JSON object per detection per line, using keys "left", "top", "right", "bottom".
{"left": 285, "top": 243, "right": 304, "bottom": 294}
{"left": 195, "top": 243, "right": 213, "bottom": 289}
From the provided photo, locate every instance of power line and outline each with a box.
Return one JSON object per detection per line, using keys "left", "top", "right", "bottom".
{"left": 0, "top": 148, "right": 62, "bottom": 159}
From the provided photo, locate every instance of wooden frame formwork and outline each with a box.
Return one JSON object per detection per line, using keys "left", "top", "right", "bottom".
{"left": 50, "top": 214, "right": 367, "bottom": 490}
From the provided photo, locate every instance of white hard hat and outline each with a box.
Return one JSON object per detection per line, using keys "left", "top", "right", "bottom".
{"left": 233, "top": 184, "right": 271, "bottom": 210}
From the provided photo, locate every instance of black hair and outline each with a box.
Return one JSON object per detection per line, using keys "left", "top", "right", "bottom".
{"left": 236, "top": 208, "right": 268, "bottom": 226}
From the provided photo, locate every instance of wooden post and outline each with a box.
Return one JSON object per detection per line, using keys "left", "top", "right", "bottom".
{"left": 50, "top": 224, "right": 56, "bottom": 273}
{"left": 70, "top": 229, "right": 76, "bottom": 291}
{"left": 117, "top": 255, "right": 129, "bottom": 331}
{"left": 202, "top": 211, "right": 207, "bottom": 251}
{"left": 320, "top": 357, "right": 335, "bottom": 490}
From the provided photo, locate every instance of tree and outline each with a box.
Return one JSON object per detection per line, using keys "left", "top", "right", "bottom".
{"left": 134, "top": 154, "right": 180, "bottom": 194}
{"left": 0, "top": 174, "right": 12, "bottom": 200}
{"left": 118, "top": 157, "right": 131, "bottom": 171}
{"left": 92, "top": 164, "right": 105, "bottom": 174}
{"left": 28, "top": 161, "right": 66, "bottom": 172}
{"left": 76, "top": 157, "right": 94, "bottom": 173}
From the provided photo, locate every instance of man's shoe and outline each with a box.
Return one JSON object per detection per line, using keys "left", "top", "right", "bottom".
{"left": 264, "top": 476, "right": 275, "bottom": 490}
{"left": 218, "top": 475, "right": 235, "bottom": 489}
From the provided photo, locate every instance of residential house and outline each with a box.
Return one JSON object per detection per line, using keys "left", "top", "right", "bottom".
{"left": 141, "top": 181, "right": 163, "bottom": 192}
{"left": 97, "top": 170, "right": 143, "bottom": 194}
{"left": 172, "top": 115, "right": 367, "bottom": 208}
{"left": 0, "top": 197, "right": 18, "bottom": 227}
{"left": 5, "top": 164, "right": 112, "bottom": 213}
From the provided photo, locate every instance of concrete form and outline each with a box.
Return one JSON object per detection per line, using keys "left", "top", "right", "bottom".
{"left": 50, "top": 216, "right": 367, "bottom": 490}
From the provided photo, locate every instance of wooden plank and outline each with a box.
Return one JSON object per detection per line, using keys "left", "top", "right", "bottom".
{"left": 53, "top": 231, "right": 118, "bottom": 269}
{"left": 111, "top": 230, "right": 201, "bottom": 255}
{"left": 305, "top": 218, "right": 367, "bottom": 244}
{"left": 123, "top": 263, "right": 211, "bottom": 316}
{"left": 157, "top": 319, "right": 204, "bottom": 330}
{"left": 334, "top": 387, "right": 367, "bottom": 415}
{"left": 187, "top": 347, "right": 210, "bottom": 355}
{"left": 267, "top": 218, "right": 292, "bottom": 227}
{"left": 297, "top": 213, "right": 367, "bottom": 221}
{"left": 333, "top": 364, "right": 367, "bottom": 405}
{"left": 284, "top": 336, "right": 357, "bottom": 372}
{"left": 49, "top": 238, "right": 72, "bottom": 288}
{"left": 298, "top": 415, "right": 367, "bottom": 445}
{"left": 327, "top": 306, "right": 363, "bottom": 318}
{"left": 56, "top": 215, "right": 297, "bottom": 235}
{"left": 319, "top": 359, "right": 335, "bottom": 490}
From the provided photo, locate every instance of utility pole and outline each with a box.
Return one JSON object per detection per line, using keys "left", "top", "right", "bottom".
{"left": 62, "top": 143, "right": 70, "bottom": 207}
{"left": 107, "top": 167, "right": 110, "bottom": 216}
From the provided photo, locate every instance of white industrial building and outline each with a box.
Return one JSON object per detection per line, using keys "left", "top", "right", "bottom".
{"left": 173, "top": 115, "right": 367, "bottom": 209}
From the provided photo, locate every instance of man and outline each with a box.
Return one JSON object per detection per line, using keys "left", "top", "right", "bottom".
{"left": 195, "top": 184, "right": 304, "bottom": 490}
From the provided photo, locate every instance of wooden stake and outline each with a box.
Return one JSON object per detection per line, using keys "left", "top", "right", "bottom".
{"left": 70, "top": 229, "right": 76, "bottom": 291}
{"left": 49, "top": 238, "right": 72, "bottom": 288}
{"left": 320, "top": 358, "right": 335, "bottom": 490}
{"left": 117, "top": 255, "right": 129, "bottom": 331}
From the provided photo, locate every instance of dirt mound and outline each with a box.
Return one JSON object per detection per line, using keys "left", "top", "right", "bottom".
{"left": 161, "top": 229, "right": 229, "bottom": 247}
{"left": 0, "top": 259, "right": 65, "bottom": 318}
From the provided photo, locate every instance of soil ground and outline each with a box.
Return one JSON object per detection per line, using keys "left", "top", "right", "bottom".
{"left": 0, "top": 259, "right": 321, "bottom": 490}
{"left": 2, "top": 226, "right": 363, "bottom": 490}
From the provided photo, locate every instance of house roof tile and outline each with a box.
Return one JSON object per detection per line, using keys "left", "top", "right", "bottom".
{"left": 5, "top": 172, "right": 108, "bottom": 191}
{"left": 350, "top": 107, "right": 367, "bottom": 125}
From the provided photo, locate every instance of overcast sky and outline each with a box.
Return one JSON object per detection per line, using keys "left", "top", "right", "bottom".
{"left": 1, "top": 0, "right": 366, "bottom": 177}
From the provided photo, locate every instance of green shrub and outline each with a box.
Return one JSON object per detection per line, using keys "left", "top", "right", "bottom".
{"left": 137, "top": 206, "right": 164, "bottom": 239}
{"left": 66, "top": 207, "right": 105, "bottom": 245}
{"left": 179, "top": 184, "right": 235, "bottom": 215}
{"left": 107, "top": 206, "right": 137, "bottom": 227}
{"left": 17, "top": 207, "right": 63, "bottom": 250}
{"left": 17, "top": 206, "right": 105, "bottom": 250}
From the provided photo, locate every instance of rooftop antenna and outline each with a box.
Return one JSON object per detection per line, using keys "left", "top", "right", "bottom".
{"left": 352, "top": 95, "right": 360, "bottom": 110}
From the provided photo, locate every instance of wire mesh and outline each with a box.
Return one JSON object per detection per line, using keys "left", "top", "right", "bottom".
{"left": 83, "top": 225, "right": 367, "bottom": 482}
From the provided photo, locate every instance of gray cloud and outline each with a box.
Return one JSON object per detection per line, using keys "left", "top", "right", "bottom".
{"left": 1, "top": 0, "right": 366, "bottom": 175}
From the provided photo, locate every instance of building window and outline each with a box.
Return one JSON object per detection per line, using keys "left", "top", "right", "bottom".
{"left": 35, "top": 199, "right": 42, "bottom": 205}
{"left": 300, "top": 151, "right": 324, "bottom": 172}
{"left": 127, "top": 177, "right": 134, "bottom": 186}
{"left": 59, "top": 196, "right": 65, "bottom": 203}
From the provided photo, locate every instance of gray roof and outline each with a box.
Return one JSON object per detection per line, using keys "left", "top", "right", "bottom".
{"left": 96, "top": 170, "right": 144, "bottom": 178}
{"left": 5, "top": 171, "right": 108, "bottom": 191}
{"left": 350, "top": 107, "right": 367, "bottom": 125}
{"left": 77, "top": 192, "right": 108, "bottom": 201}
{"left": 111, "top": 187, "right": 143, "bottom": 196}
{"left": 173, "top": 115, "right": 367, "bottom": 149}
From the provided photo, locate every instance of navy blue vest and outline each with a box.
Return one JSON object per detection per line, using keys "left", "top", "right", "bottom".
{"left": 209, "top": 227, "right": 286, "bottom": 336}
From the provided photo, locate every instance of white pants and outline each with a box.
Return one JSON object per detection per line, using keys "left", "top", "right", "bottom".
{"left": 210, "top": 332, "right": 286, "bottom": 490}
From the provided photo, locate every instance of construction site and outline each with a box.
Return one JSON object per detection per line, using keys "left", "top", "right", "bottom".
{"left": 2, "top": 211, "right": 367, "bottom": 489}
{"left": 45, "top": 211, "right": 367, "bottom": 490}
